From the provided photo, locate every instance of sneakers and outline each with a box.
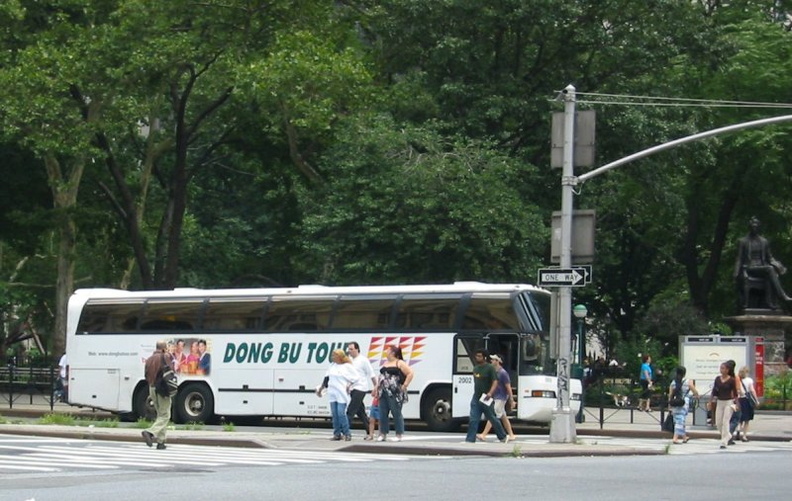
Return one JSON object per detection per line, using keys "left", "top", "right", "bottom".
{"left": 727, "top": 438, "right": 736, "bottom": 446}
{"left": 363, "top": 435, "right": 374, "bottom": 441}
{"left": 156, "top": 443, "right": 167, "bottom": 450}
{"left": 141, "top": 431, "right": 154, "bottom": 448}
{"left": 388, "top": 436, "right": 402, "bottom": 442}
{"left": 499, "top": 436, "right": 511, "bottom": 444}
{"left": 376, "top": 435, "right": 385, "bottom": 442}
{"left": 344, "top": 435, "right": 352, "bottom": 441}
{"left": 330, "top": 435, "right": 342, "bottom": 441}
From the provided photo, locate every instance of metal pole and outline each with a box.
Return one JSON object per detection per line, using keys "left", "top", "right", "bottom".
{"left": 549, "top": 83, "right": 577, "bottom": 443}
{"left": 576, "top": 317, "right": 585, "bottom": 423}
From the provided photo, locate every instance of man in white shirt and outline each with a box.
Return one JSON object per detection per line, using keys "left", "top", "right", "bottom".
{"left": 346, "top": 341, "right": 377, "bottom": 440}
{"left": 56, "top": 353, "right": 68, "bottom": 402}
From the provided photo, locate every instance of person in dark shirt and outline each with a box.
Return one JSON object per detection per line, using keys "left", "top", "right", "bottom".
{"left": 710, "top": 361, "right": 739, "bottom": 449}
{"left": 465, "top": 349, "right": 509, "bottom": 443}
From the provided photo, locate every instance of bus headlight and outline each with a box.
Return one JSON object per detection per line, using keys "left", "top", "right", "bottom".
{"left": 529, "top": 390, "right": 556, "bottom": 399}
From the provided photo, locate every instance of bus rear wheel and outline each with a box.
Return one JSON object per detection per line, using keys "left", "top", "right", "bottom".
{"left": 132, "top": 386, "right": 157, "bottom": 422}
{"left": 175, "top": 382, "right": 214, "bottom": 424}
{"left": 422, "top": 387, "right": 458, "bottom": 432}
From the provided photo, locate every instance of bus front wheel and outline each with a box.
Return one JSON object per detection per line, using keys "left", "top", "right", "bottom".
{"left": 175, "top": 383, "right": 214, "bottom": 424}
{"left": 422, "top": 387, "right": 458, "bottom": 432}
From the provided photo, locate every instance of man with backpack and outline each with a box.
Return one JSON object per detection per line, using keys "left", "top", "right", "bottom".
{"left": 142, "top": 341, "right": 174, "bottom": 450}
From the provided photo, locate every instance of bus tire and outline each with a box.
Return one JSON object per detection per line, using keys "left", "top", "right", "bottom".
{"left": 175, "top": 382, "right": 214, "bottom": 424}
{"left": 132, "top": 385, "right": 157, "bottom": 422}
{"left": 422, "top": 387, "right": 458, "bottom": 432}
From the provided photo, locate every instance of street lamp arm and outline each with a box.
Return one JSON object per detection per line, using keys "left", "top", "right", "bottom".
{"left": 578, "top": 114, "right": 792, "bottom": 184}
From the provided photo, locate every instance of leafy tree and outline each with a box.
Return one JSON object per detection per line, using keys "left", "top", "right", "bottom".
{"left": 297, "top": 114, "right": 546, "bottom": 284}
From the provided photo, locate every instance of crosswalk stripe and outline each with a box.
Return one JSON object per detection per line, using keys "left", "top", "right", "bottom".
{"left": 0, "top": 439, "right": 417, "bottom": 474}
{"left": 0, "top": 462, "right": 58, "bottom": 472}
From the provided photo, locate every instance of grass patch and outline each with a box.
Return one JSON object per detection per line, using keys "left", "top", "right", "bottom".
{"left": 510, "top": 444, "right": 522, "bottom": 457}
{"left": 222, "top": 422, "right": 235, "bottom": 432}
{"left": 37, "top": 413, "right": 76, "bottom": 426}
{"left": 0, "top": 415, "right": 7, "bottom": 424}
{"left": 135, "top": 418, "right": 153, "bottom": 429}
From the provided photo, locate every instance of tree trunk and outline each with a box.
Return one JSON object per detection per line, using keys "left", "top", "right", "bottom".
{"left": 44, "top": 154, "right": 84, "bottom": 361}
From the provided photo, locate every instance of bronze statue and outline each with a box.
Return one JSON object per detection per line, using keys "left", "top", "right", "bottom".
{"left": 734, "top": 216, "right": 791, "bottom": 311}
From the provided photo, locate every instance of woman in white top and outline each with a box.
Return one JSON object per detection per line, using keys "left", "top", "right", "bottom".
{"left": 737, "top": 366, "right": 759, "bottom": 442}
{"left": 318, "top": 349, "right": 361, "bottom": 441}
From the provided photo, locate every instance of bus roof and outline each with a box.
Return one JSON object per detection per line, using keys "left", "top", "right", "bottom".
{"left": 71, "top": 282, "right": 547, "bottom": 300}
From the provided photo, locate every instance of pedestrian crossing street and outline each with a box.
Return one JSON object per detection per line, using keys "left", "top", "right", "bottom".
{"left": 0, "top": 436, "right": 415, "bottom": 474}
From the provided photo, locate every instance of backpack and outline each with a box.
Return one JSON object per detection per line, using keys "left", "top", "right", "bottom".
{"left": 155, "top": 354, "right": 178, "bottom": 398}
{"left": 669, "top": 379, "right": 685, "bottom": 407}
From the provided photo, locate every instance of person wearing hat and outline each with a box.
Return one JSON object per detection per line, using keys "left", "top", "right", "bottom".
{"left": 476, "top": 353, "right": 517, "bottom": 442}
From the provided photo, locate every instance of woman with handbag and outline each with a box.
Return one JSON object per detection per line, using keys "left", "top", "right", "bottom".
{"left": 710, "top": 362, "right": 739, "bottom": 449}
{"left": 736, "top": 366, "right": 759, "bottom": 442}
{"left": 373, "top": 345, "right": 414, "bottom": 442}
{"left": 667, "top": 366, "right": 698, "bottom": 444}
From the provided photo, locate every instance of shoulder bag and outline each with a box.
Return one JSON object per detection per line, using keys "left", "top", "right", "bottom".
{"left": 669, "top": 379, "right": 685, "bottom": 407}
{"left": 156, "top": 354, "right": 178, "bottom": 398}
{"left": 742, "top": 381, "right": 759, "bottom": 408}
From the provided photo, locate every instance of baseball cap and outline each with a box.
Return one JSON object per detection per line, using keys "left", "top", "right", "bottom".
{"left": 490, "top": 354, "right": 502, "bottom": 363}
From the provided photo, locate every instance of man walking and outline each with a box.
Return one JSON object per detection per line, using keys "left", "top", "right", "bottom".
{"left": 346, "top": 341, "right": 377, "bottom": 440}
{"left": 142, "top": 341, "right": 173, "bottom": 450}
{"left": 465, "top": 349, "right": 509, "bottom": 443}
{"left": 475, "top": 353, "right": 517, "bottom": 441}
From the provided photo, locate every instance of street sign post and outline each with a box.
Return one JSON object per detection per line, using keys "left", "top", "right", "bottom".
{"left": 537, "top": 267, "right": 589, "bottom": 287}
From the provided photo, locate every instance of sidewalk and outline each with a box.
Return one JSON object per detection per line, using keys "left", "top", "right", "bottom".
{"left": 2, "top": 397, "right": 790, "bottom": 458}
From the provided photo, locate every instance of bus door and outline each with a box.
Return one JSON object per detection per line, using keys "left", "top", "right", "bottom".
{"left": 451, "top": 334, "right": 482, "bottom": 418}
{"left": 486, "top": 333, "right": 520, "bottom": 402}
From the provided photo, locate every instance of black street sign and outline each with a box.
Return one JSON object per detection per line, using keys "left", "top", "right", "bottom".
{"left": 537, "top": 267, "right": 588, "bottom": 287}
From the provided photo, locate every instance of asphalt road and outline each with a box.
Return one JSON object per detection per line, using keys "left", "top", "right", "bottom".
{"left": 3, "top": 438, "right": 790, "bottom": 501}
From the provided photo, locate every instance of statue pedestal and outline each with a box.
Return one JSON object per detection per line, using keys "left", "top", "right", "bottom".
{"left": 725, "top": 312, "right": 791, "bottom": 377}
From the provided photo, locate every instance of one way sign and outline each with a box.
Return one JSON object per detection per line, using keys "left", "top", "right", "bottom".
{"left": 537, "top": 267, "right": 589, "bottom": 287}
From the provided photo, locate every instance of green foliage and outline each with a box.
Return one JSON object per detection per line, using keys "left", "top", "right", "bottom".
{"left": 633, "top": 298, "right": 710, "bottom": 357}
{"left": 298, "top": 113, "right": 546, "bottom": 284}
{"left": 1, "top": 0, "right": 792, "bottom": 351}
{"left": 38, "top": 413, "right": 76, "bottom": 426}
{"left": 764, "top": 370, "right": 792, "bottom": 399}
{"left": 134, "top": 418, "right": 152, "bottom": 429}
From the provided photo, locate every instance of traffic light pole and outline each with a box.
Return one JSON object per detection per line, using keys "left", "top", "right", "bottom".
{"left": 549, "top": 84, "right": 577, "bottom": 443}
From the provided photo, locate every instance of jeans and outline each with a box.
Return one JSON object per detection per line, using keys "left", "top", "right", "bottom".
{"left": 330, "top": 401, "right": 350, "bottom": 437}
{"left": 346, "top": 389, "right": 370, "bottom": 431}
{"left": 466, "top": 397, "right": 506, "bottom": 442}
{"left": 379, "top": 392, "right": 404, "bottom": 436}
{"left": 147, "top": 386, "right": 172, "bottom": 444}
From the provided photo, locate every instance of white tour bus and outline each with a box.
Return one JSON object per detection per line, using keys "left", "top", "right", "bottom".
{"left": 65, "top": 282, "right": 581, "bottom": 431}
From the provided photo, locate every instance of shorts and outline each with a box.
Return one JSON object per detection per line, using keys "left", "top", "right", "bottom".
{"left": 493, "top": 399, "right": 506, "bottom": 418}
{"left": 369, "top": 403, "right": 380, "bottom": 420}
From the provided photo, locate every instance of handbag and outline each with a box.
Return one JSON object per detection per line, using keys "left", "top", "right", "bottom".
{"left": 669, "top": 379, "right": 685, "bottom": 407}
{"left": 156, "top": 354, "right": 178, "bottom": 398}
{"left": 742, "top": 381, "right": 759, "bottom": 408}
{"left": 662, "top": 413, "right": 674, "bottom": 433}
